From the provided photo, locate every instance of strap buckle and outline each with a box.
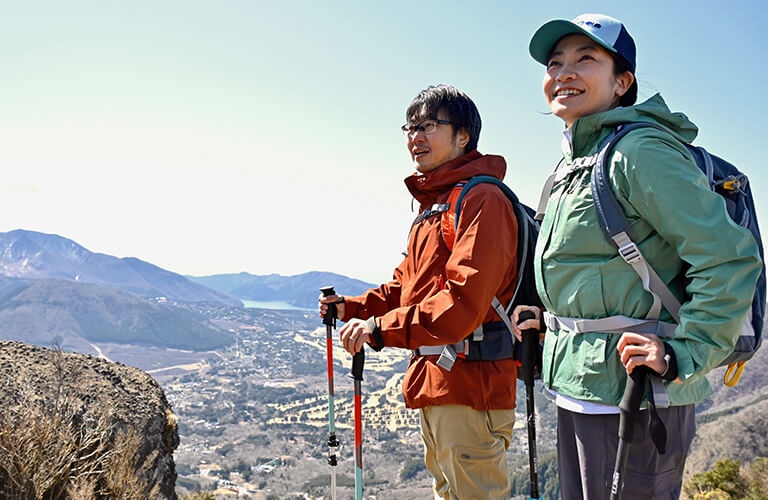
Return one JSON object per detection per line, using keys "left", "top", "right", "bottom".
{"left": 722, "top": 177, "right": 742, "bottom": 191}
{"left": 423, "top": 203, "right": 449, "bottom": 217}
{"left": 436, "top": 344, "right": 459, "bottom": 371}
{"left": 618, "top": 241, "right": 642, "bottom": 265}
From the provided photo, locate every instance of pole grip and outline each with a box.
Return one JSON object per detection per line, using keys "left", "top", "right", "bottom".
{"left": 518, "top": 310, "right": 539, "bottom": 383}
{"left": 320, "top": 286, "right": 337, "bottom": 327}
{"left": 618, "top": 366, "right": 648, "bottom": 442}
{"left": 351, "top": 350, "right": 365, "bottom": 381}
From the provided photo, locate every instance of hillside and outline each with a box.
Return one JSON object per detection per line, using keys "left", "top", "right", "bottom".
{"left": 0, "top": 229, "right": 240, "bottom": 306}
{"left": 0, "top": 278, "right": 234, "bottom": 351}
{"left": 685, "top": 317, "right": 768, "bottom": 476}
{"left": 188, "top": 271, "right": 376, "bottom": 308}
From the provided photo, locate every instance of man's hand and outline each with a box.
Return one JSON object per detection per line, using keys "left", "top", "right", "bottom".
{"left": 340, "top": 319, "right": 371, "bottom": 354}
{"left": 318, "top": 293, "right": 346, "bottom": 321}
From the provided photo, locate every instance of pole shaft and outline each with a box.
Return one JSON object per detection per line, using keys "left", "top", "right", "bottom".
{"left": 610, "top": 443, "right": 630, "bottom": 499}
{"left": 526, "top": 381, "right": 539, "bottom": 499}
{"left": 611, "top": 367, "right": 648, "bottom": 499}
{"left": 354, "top": 379, "right": 363, "bottom": 500}
{"left": 326, "top": 327, "right": 336, "bottom": 432}
{"left": 518, "top": 310, "right": 541, "bottom": 500}
{"left": 320, "top": 286, "right": 339, "bottom": 500}
{"left": 331, "top": 469, "right": 337, "bottom": 500}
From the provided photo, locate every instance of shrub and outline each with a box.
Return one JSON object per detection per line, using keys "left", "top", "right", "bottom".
{"left": 400, "top": 458, "right": 426, "bottom": 481}
{"left": 0, "top": 346, "right": 159, "bottom": 498}
{"left": 684, "top": 457, "right": 768, "bottom": 499}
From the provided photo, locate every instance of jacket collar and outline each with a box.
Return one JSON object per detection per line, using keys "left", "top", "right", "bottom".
{"left": 404, "top": 150, "right": 507, "bottom": 207}
{"left": 562, "top": 94, "right": 699, "bottom": 161}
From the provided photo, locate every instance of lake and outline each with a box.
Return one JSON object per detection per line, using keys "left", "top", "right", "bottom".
{"left": 241, "top": 300, "right": 311, "bottom": 311}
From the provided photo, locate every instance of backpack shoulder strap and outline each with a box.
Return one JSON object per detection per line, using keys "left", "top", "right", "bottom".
{"left": 590, "top": 122, "right": 682, "bottom": 322}
{"left": 410, "top": 175, "right": 528, "bottom": 261}
{"left": 443, "top": 175, "right": 522, "bottom": 252}
{"left": 443, "top": 175, "right": 535, "bottom": 315}
{"left": 440, "top": 181, "right": 467, "bottom": 252}
{"left": 536, "top": 153, "right": 605, "bottom": 222}
{"left": 454, "top": 175, "right": 521, "bottom": 216}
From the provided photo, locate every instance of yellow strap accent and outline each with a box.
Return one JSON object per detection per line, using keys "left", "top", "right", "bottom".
{"left": 723, "top": 179, "right": 741, "bottom": 191}
{"left": 724, "top": 361, "right": 746, "bottom": 387}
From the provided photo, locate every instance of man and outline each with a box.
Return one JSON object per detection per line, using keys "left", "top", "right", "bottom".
{"left": 320, "top": 84, "right": 520, "bottom": 499}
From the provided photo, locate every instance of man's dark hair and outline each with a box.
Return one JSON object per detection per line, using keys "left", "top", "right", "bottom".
{"left": 612, "top": 53, "right": 637, "bottom": 107}
{"left": 405, "top": 84, "right": 482, "bottom": 153}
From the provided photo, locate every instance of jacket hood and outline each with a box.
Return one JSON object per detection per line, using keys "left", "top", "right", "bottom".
{"left": 568, "top": 93, "right": 698, "bottom": 159}
{"left": 404, "top": 150, "right": 507, "bottom": 207}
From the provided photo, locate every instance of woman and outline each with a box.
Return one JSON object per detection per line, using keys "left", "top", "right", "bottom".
{"left": 510, "top": 14, "right": 762, "bottom": 499}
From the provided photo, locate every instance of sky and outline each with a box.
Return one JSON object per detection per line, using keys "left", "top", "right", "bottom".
{"left": 0, "top": 1, "right": 764, "bottom": 284}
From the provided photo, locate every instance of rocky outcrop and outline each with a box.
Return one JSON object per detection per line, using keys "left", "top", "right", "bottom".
{"left": 0, "top": 341, "right": 179, "bottom": 498}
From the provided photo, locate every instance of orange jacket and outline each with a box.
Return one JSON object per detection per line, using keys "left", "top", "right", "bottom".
{"left": 343, "top": 150, "right": 519, "bottom": 410}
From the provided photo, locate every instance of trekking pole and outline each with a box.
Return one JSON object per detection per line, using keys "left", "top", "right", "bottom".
{"left": 610, "top": 366, "right": 648, "bottom": 500}
{"left": 350, "top": 348, "right": 365, "bottom": 500}
{"left": 319, "top": 286, "right": 340, "bottom": 500}
{"left": 518, "top": 311, "right": 541, "bottom": 500}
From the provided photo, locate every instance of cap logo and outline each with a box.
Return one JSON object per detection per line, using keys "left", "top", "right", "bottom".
{"left": 578, "top": 20, "right": 602, "bottom": 29}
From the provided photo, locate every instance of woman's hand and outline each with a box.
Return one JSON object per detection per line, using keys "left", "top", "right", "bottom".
{"left": 339, "top": 319, "right": 371, "bottom": 354}
{"left": 510, "top": 305, "right": 543, "bottom": 342}
{"left": 617, "top": 332, "right": 666, "bottom": 374}
{"left": 318, "top": 293, "right": 346, "bottom": 321}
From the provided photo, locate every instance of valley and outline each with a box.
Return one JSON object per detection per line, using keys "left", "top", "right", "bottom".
{"left": 136, "top": 303, "right": 556, "bottom": 499}
{"left": 144, "top": 304, "right": 768, "bottom": 499}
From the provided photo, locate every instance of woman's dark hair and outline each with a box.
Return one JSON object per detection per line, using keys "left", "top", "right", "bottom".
{"left": 612, "top": 53, "right": 637, "bottom": 107}
{"left": 405, "top": 84, "right": 482, "bottom": 153}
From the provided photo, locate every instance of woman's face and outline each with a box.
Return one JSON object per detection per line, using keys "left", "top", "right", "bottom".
{"left": 543, "top": 33, "right": 633, "bottom": 128}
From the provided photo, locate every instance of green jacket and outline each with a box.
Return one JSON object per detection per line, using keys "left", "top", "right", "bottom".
{"left": 536, "top": 94, "right": 762, "bottom": 406}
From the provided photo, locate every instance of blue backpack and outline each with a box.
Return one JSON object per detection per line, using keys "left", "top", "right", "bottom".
{"left": 409, "top": 176, "right": 543, "bottom": 379}
{"left": 442, "top": 176, "right": 543, "bottom": 379}
{"left": 591, "top": 122, "right": 766, "bottom": 386}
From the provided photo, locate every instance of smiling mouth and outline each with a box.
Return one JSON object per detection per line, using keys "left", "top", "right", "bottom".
{"left": 555, "top": 89, "right": 583, "bottom": 97}
{"left": 413, "top": 149, "right": 429, "bottom": 157}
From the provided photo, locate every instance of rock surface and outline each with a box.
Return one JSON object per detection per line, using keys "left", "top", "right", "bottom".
{"left": 0, "top": 341, "right": 179, "bottom": 498}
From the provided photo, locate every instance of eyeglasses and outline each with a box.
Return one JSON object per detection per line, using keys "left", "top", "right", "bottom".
{"left": 400, "top": 119, "right": 452, "bottom": 136}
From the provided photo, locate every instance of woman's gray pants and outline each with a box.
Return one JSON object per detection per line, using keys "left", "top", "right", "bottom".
{"left": 557, "top": 404, "right": 696, "bottom": 499}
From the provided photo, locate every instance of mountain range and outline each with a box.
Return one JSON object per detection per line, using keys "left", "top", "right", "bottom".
{"left": 0, "top": 229, "right": 376, "bottom": 351}
{"left": 0, "top": 278, "right": 234, "bottom": 352}
{"left": 188, "top": 271, "right": 376, "bottom": 309}
{"left": 0, "top": 229, "right": 240, "bottom": 306}
{"left": 0, "top": 230, "right": 242, "bottom": 351}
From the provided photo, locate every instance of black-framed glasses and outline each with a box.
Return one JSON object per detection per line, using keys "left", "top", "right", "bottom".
{"left": 400, "top": 119, "right": 452, "bottom": 136}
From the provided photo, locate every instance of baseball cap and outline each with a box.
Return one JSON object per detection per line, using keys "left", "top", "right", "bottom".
{"left": 529, "top": 14, "right": 636, "bottom": 72}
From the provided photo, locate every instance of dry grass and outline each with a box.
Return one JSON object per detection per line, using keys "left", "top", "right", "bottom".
{"left": 0, "top": 345, "right": 161, "bottom": 499}
{"left": 178, "top": 494, "right": 214, "bottom": 500}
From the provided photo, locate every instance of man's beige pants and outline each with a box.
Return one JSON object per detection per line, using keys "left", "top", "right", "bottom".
{"left": 420, "top": 404, "right": 515, "bottom": 500}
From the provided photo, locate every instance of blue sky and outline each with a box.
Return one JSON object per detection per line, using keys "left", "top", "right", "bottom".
{"left": 0, "top": 1, "right": 764, "bottom": 284}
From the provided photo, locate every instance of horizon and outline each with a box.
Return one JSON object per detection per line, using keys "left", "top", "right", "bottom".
{"left": 1, "top": 1, "right": 764, "bottom": 284}
{"left": 0, "top": 227, "right": 371, "bottom": 282}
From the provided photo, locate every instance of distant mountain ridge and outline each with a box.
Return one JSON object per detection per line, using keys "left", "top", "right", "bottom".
{"left": 0, "top": 229, "right": 237, "bottom": 352}
{"left": 188, "top": 271, "right": 376, "bottom": 309}
{"left": 0, "top": 229, "right": 240, "bottom": 306}
{"left": 0, "top": 278, "right": 234, "bottom": 352}
{"left": 0, "top": 230, "right": 374, "bottom": 352}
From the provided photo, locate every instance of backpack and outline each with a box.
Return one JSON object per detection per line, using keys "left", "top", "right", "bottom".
{"left": 439, "top": 175, "right": 544, "bottom": 379}
{"left": 591, "top": 122, "right": 766, "bottom": 386}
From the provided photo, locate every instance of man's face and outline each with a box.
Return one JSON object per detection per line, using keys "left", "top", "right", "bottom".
{"left": 405, "top": 111, "right": 468, "bottom": 173}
